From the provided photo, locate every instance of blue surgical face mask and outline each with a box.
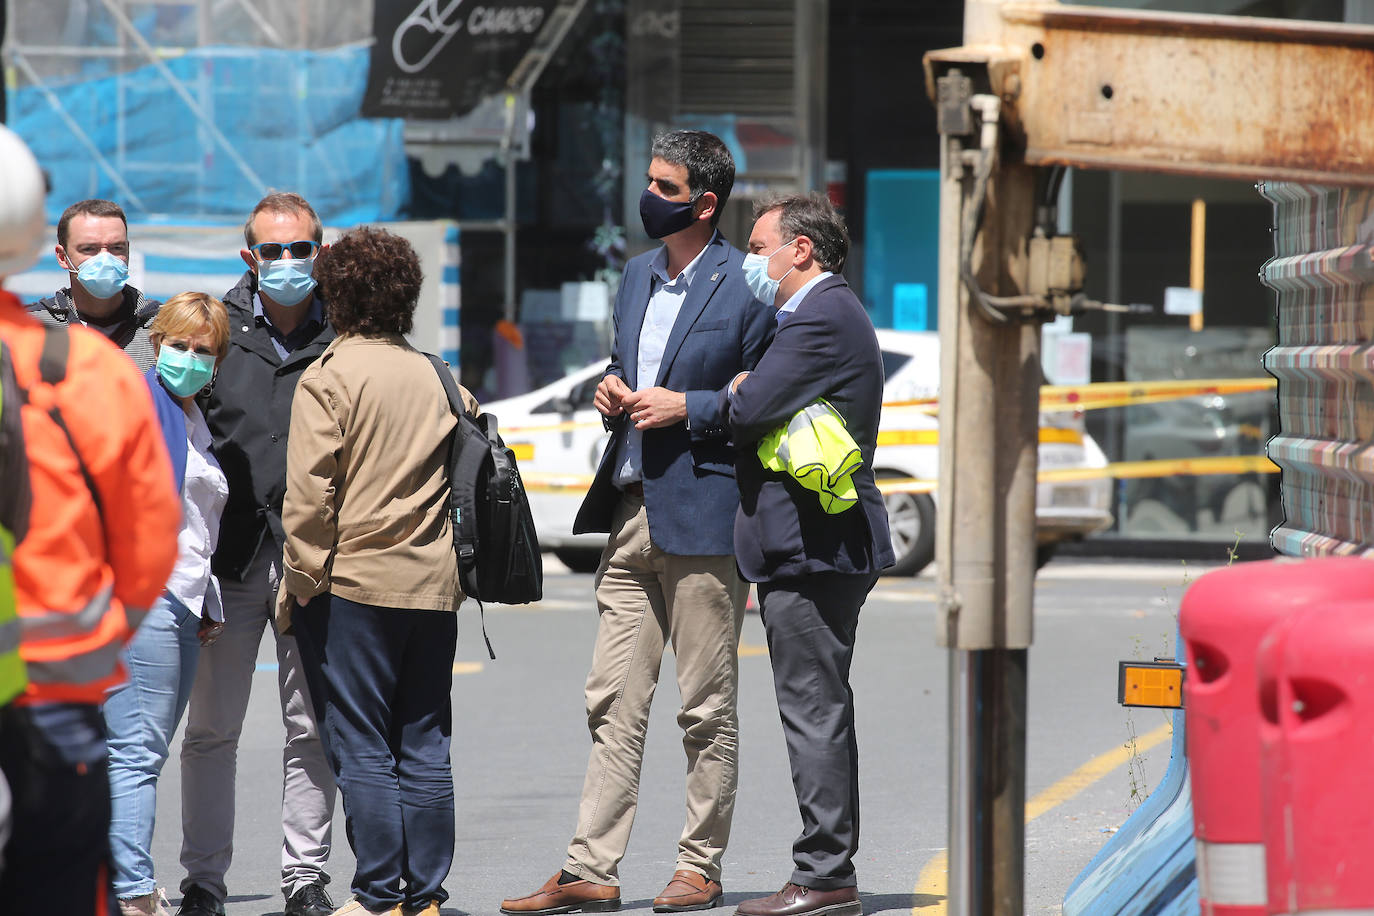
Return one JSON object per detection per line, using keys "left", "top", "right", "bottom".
{"left": 741, "top": 239, "right": 797, "bottom": 307}
{"left": 73, "top": 250, "right": 129, "bottom": 300}
{"left": 156, "top": 346, "right": 217, "bottom": 398}
{"left": 257, "top": 256, "right": 318, "bottom": 307}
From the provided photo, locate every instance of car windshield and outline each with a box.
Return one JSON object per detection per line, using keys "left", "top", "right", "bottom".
{"left": 533, "top": 373, "right": 602, "bottom": 414}
{"left": 881, "top": 350, "right": 911, "bottom": 381}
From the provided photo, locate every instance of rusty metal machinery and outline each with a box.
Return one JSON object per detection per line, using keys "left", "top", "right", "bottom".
{"left": 924, "top": 4, "right": 1374, "bottom": 914}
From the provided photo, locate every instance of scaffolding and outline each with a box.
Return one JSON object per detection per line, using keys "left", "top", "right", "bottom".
{"left": 4, "top": 0, "right": 402, "bottom": 222}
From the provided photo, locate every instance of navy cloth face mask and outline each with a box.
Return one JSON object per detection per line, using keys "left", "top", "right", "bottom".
{"left": 639, "top": 188, "right": 698, "bottom": 239}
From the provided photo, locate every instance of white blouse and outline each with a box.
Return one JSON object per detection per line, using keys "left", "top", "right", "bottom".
{"left": 165, "top": 404, "right": 228, "bottom": 621}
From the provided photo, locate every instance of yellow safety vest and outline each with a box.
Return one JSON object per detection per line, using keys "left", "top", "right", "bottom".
{"left": 757, "top": 399, "right": 862, "bottom": 514}
{"left": 0, "top": 345, "right": 26, "bottom": 705}
{"left": 0, "top": 524, "right": 24, "bottom": 707}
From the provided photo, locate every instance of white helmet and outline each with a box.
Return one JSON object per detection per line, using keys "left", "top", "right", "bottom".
{"left": 0, "top": 126, "right": 46, "bottom": 278}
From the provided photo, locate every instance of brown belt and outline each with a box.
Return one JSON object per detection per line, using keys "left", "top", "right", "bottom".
{"left": 622, "top": 481, "right": 644, "bottom": 497}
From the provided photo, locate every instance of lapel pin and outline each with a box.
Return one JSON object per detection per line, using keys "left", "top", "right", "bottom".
{"left": 711, "top": 272, "right": 719, "bottom": 282}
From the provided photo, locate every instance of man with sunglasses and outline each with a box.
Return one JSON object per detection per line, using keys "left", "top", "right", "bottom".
{"left": 176, "top": 192, "right": 338, "bottom": 916}
{"left": 27, "top": 199, "right": 161, "bottom": 371}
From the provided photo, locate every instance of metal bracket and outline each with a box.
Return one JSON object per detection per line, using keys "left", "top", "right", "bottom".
{"left": 936, "top": 71, "right": 974, "bottom": 137}
{"left": 1027, "top": 235, "right": 1084, "bottom": 316}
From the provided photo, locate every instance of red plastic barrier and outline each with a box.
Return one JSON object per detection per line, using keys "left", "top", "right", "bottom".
{"left": 1180, "top": 557, "right": 1374, "bottom": 916}
{"left": 1258, "top": 602, "right": 1374, "bottom": 914}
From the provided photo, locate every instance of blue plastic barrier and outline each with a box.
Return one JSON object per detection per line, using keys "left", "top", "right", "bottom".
{"left": 1062, "top": 637, "right": 1198, "bottom": 915}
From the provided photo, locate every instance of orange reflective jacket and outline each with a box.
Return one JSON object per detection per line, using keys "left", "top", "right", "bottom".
{"left": 0, "top": 292, "right": 179, "bottom": 704}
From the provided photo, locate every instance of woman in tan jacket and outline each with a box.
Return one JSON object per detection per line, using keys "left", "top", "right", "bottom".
{"left": 277, "top": 227, "right": 479, "bottom": 916}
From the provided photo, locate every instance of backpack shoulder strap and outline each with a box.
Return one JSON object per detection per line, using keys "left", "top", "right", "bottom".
{"left": 0, "top": 339, "right": 33, "bottom": 542}
{"left": 37, "top": 325, "right": 105, "bottom": 525}
{"left": 424, "top": 353, "right": 470, "bottom": 416}
{"left": 39, "top": 321, "right": 70, "bottom": 385}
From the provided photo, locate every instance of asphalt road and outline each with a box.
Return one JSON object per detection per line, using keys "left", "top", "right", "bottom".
{"left": 146, "top": 555, "right": 1223, "bottom": 915}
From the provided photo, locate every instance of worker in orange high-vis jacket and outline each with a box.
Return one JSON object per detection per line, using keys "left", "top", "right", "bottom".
{"left": 0, "top": 125, "right": 180, "bottom": 916}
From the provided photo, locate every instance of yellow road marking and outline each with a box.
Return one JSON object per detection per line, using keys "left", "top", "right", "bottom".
{"left": 911, "top": 720, "right": 1174, "bottom": 913}
{"left": 739, "top": 643, "right": 769, "bottom": 657}
{"left": 453, "top": 662, "right": 484, "bottom": 675}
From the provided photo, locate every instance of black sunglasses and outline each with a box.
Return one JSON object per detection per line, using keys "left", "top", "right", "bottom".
{"left": 250, "top": 240, "right": 320, "bottom": 261}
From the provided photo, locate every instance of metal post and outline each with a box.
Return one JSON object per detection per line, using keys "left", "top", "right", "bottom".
{"left": 948, "top": 649, "right": 1028, "bottom": 914}
{"left": 935, "top": 3, "right": 1038, "bottom": 913}
{"left": 940, "top": 145, "right": 1038, "bottom": 914}
{"left": 1189, "top": 198, "right": 1206, "bottom": 332}
{"left": 502, "top": 93, "right": 518, "bottom": 324}
{"left": 504, "top": 147, "right": 517, "bottom": 323}
{"left": 1105, "top": 171, "right": 1124, "bottom": 527}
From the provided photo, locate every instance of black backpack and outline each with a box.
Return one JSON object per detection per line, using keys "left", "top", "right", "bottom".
{"left": 0, "top": 339, "right": 32, "bottom": 548}
{"left": 427, "top": 356, "right": 543, "bottom": 654}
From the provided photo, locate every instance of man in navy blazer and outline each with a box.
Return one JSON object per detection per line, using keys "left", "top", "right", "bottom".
{"left": 724, "top": 193, "right": 893, "bottom": 916}
{"left": 502, "top": 130, "right": 774, "bottom": 916}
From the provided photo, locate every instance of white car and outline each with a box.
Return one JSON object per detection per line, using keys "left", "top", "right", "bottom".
{"left": 487, "top": 330, "right": 1113, "bottom": 575}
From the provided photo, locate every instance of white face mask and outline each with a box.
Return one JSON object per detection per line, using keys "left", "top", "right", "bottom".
{"left": 741, "top": 239, "right": 797, "bottom": 306}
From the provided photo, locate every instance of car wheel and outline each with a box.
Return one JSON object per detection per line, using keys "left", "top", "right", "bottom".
{"left": 1036, "top": 542, "right": 1057, "bottom": 570}
{"left": 553, "top": 547, "right": 603, "bottom": 574}
{"left": 879, "top": 476, "right": 935, "bottom": 576}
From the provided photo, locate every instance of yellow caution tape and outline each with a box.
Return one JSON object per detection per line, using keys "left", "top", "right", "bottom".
{"left": 1039, "top": 377, "right": 1276, "bottom": 412}
{"left": 503, "top": 418, "right": 594, "bottom": 435}
{"left": 502, "top": 378, "right": 1276, "bottom": 436}
{"left": 875, "top": 429, "right": 939, "bottom": 447}
{"left": 876, "top": 427, "right": 1083, "bottom": 448}
{"left": 1100, "top": 455, "right": 1279, "bottom": 480}
{"left": 523, "top": 454, "right": 1279, "bottom": 496}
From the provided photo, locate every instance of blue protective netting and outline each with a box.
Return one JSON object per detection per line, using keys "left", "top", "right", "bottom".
{"left": 7, "top": 45, "right": 410, "bottom": 225}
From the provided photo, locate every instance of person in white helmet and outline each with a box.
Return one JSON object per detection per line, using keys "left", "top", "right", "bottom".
{"left": 27, "top": 198, "right": 161, "bottom": 371}
{"left": 0, "top": 124, "right": 181, "bottom": 916}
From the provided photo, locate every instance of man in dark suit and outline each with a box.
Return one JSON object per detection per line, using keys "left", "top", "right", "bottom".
{"left": 725, "top": 193, "right": 894, "bottom": 916}
{"left": 501, "top": 130, "right": 775, "bottom": 915}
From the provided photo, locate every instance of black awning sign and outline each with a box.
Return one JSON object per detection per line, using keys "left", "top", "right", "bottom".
{"left": 364, "top": 0, "right": 559, "bottom": 119}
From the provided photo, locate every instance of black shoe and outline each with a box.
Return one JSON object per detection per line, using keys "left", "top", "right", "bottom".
{"left": 285, "top": 882, "right": 336, "bottom": 916}
{"left": 177, "top": 885, "right": 225, "bottom": 916}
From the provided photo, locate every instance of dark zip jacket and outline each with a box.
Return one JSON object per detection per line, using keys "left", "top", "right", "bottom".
{"left": 28, "top": 286, "right": 161, "bottom": 372}
{"left": 202, "top": 271, "right": 334, "bottom": 582}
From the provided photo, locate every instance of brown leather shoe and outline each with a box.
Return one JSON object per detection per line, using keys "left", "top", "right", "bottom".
{"left": 733, "top": 884, "right": 860, "bottom": 916}
{"left": 653, "top": 870, "right": 724, "bottom": 912}
{"left": 500, "top": 873, "right": 621, "bottom": 915}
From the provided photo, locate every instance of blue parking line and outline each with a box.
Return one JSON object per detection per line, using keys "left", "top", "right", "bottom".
{"left": 255, "top": 663, "right": 278, "bottom": 672}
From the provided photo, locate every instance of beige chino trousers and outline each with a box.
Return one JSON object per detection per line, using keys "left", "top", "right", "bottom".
{"left": 565, "top": 492, "right": 748, "bottom": 886}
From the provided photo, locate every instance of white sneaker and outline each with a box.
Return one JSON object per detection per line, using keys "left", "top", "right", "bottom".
{"left": 330, "top": 899, "right": 402, "bottom": 916}
{"left": 119, "top": 888, "right": 173, "bottom": 916}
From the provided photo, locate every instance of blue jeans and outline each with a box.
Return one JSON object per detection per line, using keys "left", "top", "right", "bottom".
{"left": 104, "top": 593, "right": 202, "bottom": 898}
{"left": 294, "top": 594, "right": 457, "bottom": 913}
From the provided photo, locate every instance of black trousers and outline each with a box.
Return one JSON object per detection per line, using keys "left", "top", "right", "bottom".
{"left": 0, "top": 703, "right": 115, "bottom": 916}
{"left": 756, "top": 572, "right": 877, "bottom": 890}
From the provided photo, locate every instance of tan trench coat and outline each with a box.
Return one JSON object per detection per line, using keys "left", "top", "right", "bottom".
{"left": 276, "top": 333, "right": 479, "bottom": 632}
